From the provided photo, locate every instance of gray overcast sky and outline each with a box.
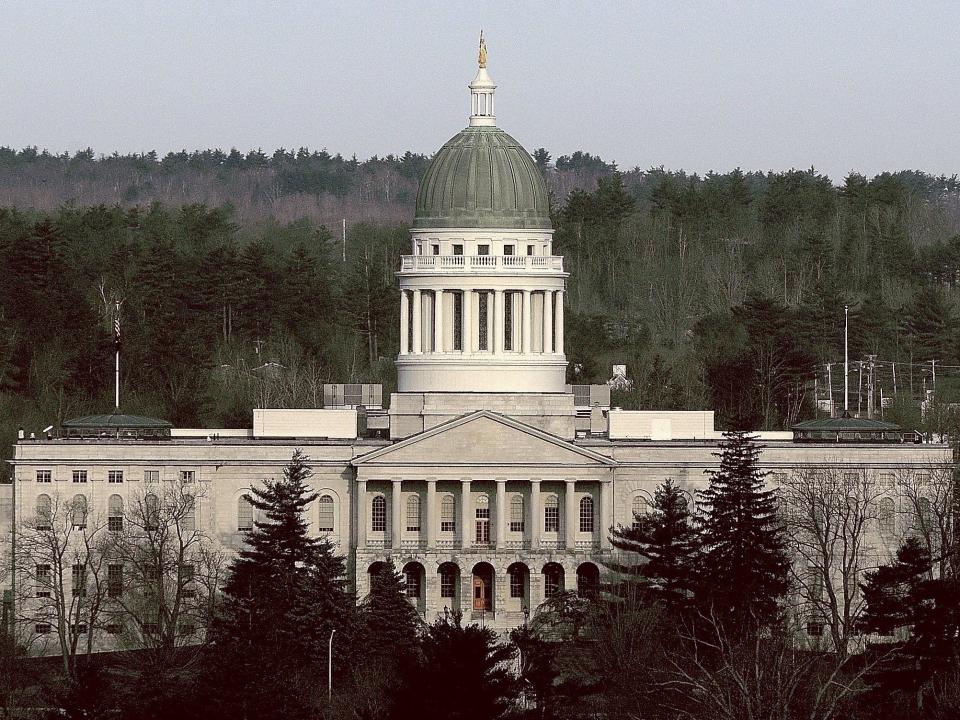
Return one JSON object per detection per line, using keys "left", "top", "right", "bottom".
{"left": 2, "top": 1, "right": 958, "bottom": 182}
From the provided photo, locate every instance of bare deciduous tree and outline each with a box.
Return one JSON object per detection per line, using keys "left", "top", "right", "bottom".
{"left": 779, "top": 466, "right": 885, "bottom": 658}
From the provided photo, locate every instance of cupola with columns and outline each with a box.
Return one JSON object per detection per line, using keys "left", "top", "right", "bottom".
{"left": 396, "top": 37, "right": 567, "bottom": 393}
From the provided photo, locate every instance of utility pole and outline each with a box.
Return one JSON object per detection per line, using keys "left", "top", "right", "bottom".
{"left": 342, "top": 218, "right": 346, "bottom": 262}
{"left": 866, "top": 354, "right": 877, "bottom": 419}
{"left": 931, "top": 359, "right": 937, "bottom": 397}
{"left": 844, "top": 306, "right": 849, "bottom": 413}
{"left": 826, "top": 363, "right": 833, "bottom": 416}
{"left": 857, "top": 361, "right": 863, "bottom": 416}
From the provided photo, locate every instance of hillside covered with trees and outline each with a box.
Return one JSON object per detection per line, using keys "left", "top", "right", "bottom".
{"left": 1, "top": 145, "right": 960, "bottom": 466}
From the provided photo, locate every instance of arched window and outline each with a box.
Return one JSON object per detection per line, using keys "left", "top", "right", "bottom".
{"left": 71, "top": 494, "right": 87, "bottom": 529}
{"left": 879, "top": 497, "right": 895, "bottom": 537}
{"left": 439, "top": 563, "right": 458, "bottom": 599}
{"left": 238, "top": 496, "right": 254, "bottom": 532}
{"left": 579, "top": 496, "right": 594, "bottom": 533}
{"left": 182, "top": 494, "right": 195, "bottom": 533}
{"left": 144, "top": 494, "right": 159, "bottom": 531}
{"left": 440, "top": 494, "right": 456, "bottom": 532}
{"left": 508, "top": 563, "right": 527, "bottom": 598}
{"left": 632, "top": 495, "right": 647, "bottom": 531}
{"left": 543, "top": 563, "right": 563, "bottom": 597}
{"left": 404, "top": 564, "right": 421, "bottom": 598}
{"left": 318, "top": 495, "right": 335, "bottom": 532}
{"left": 509, "top": 494, "right": 524, "bottom": 532}
{"left": 35, "top": 494, "right": 52, "bottom": 531}
{"left": 406, "top": 495, "right": 421, "bottom": 532}
{"left": 108, "top": 495, "right": 124, "bottom": 532}
{"left": 544, "top": 494, "right": 559, "bottom": 533}
{"left": 371, "top": 495, "right": 387, "bottom": 532}
{"left": 475, "top": 495, "right": 490, "bottom": 544}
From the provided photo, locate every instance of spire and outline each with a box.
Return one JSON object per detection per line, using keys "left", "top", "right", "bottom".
{"left": 469, "top": 32, "right": 496, "bottom": 127}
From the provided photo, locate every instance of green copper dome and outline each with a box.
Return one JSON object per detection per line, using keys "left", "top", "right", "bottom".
{"left": 413, "top": 126, "right": 552, "bottom": 230}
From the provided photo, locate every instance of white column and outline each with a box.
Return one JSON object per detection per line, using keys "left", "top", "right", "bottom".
{"left": 495, "top": 478, "right": 507, "bottom": 549}
{"left": 356, "top": 479, "right": 367, "bottom": 550}
{"left": 599, "top": 480, "right": 611, "bottom": 549}
{"left": 555, "top": 290, "right": 565, "bottom": 355}
{"left": 434, "top": 289, "right": 444, "bottom": 353}
{"left": 399, "top": 291, "right": 409, "bottom": 355}
{"left": 426, "top": 479, "right": 437, "bottom": 548}
{"left": 543, "top": 291, "right": 553, "bottom": 353}
{"left": 564, "top": 478, "right": 577, "bottom": 550}
{"left": 529, "top": 479, "right": 541, "bottom": 550}
{"left": 412, "top": 289, "right": 422, "bottom": 354}
{"left": 521, "top": 290, "right": 532, "bottom": 354}
{"left": 493, "top": 290, "right": 504, "bottom": 354}
{"left": 462, "top": 290, "right": 472, "bottom": 352}
{"left": 392, "top": 478, "right": 403, "bottom": 549}
{"left": 460, "top": 479, "right": 472, "bottom": 549}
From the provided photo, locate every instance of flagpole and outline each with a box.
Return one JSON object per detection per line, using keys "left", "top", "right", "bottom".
{"left": 844, "top": 305, "right": 849, "bottom": 413}
{"left": 114, "top": 301, "right": 121, "bottom": 410}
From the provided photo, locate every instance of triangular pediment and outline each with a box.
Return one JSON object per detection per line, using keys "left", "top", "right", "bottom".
{"left": 353, "top": 410, "right": 615, "bottom": 468}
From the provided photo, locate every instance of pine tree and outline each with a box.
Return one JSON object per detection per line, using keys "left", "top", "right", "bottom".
{"left": 204, "top": 449, "right": 355, "bottom": 720}
{"left": 397, "top": 612, "right": 516, "bottom": 720}
{"left": 609, "top": 479, "right": 696, "bottom": 607}
{"left": 695, "top": 431, "right": 790, "bottom": 629}
{"left": 860, "top": 537, "right": 960, "bottom": 714}
{"left": 360, "top": 559, "right": 422, "bottom": 668}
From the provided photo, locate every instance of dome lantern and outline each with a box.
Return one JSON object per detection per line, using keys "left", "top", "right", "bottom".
{"left": 469, "top": 32, "right": 496, "bottom": 127}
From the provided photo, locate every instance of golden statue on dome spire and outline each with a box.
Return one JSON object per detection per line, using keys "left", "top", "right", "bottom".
{"left": 478, "top": 31, "right": 487, "bottom": 68}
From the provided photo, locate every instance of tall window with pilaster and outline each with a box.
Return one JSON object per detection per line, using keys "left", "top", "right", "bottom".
{"left": 504, "top": 292, "right": 513, "bottom": 351}
{"left": 440, "top": 495, "right": 456, "bottom": 532}
{"left": 453, "top": 291, "right": 463, "bottom": 351}
{"left": 478, "top": 292, "right": 488, "bottom": 350}
{"left": 544, "top": 494, "right": 559, "bottom": 533}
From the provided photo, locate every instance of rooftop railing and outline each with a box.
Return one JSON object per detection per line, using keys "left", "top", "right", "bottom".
{"left": 400, "top": 255, "right": 564, "bottom": 272}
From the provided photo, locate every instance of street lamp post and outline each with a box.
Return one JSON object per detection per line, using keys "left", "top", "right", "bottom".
{"left": 328, "top": 628, "right": 337, "bottom": 702}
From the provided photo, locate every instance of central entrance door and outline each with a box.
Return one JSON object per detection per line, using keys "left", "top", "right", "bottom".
{"left": 472, "top": 564, "right": 493, "bottom": 611}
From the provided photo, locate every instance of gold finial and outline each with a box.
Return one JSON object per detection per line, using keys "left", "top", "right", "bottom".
{"left": 478, "top": 31, "right": 487, "bottom": 68}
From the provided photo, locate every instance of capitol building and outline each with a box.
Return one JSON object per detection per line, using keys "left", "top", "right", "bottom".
{"left": 3, "top": 46, "right": 950, "bottom": 645}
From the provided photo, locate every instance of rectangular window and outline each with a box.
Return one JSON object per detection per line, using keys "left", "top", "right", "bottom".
{"left": 453, "top": 244, "right": 463, "bottom": 255}
{"left": 106, "top": 623, "right": 123, "bottom": 635}
{"left": 477, "top": 244, "right": 489, "bottom": 255}
{"left": 504, "top": 292, "right": 513, "bottom": 351}
{"left": 108, "top": 564, "right": 123, "bottom": 598}
{"left": 879, "top": 473, "right": 894, "bottom": 488}
{"left": 180, "top": 564, "right": 196, "bottom": 598}
{"left": 453, "top": 292, "right": 463, "bottom": 351}
{"left": 503, "top": 244, "right": 514, "bottom": 256}
{"left": 544, "top": 504, "right": 560, "bottom": 533}
{"left": 527, "top": 244, "right": 535, "bottom": 256}
{"left": 510, "top": 496, "right": 524, "bottom": 533}
{"left": 36, "top": 470, "right": 51, "bottom": 483}
{"left": 371, "top": 498, "right": 387, "bottom": 533}
{"left": 108, "top": 470, "right": 123, "bottom": 484}
{"left": 143, "top": 623, "right": 159, "bottom": 636}
{"left": 109, "top": 515, "right": 123, "bottom": 532}
{"left": 178, "top": 623, "right": 196, "bottom": 636}
{"left": 144, "top": 470, "right": 159, "bottom": 483}
{"left": 35, "top": 623, "right": 51, "bottom": 634}
{"left": 478, "top": 292, "right": 489, "bottom": 351}
{"left": 431, "top": 244, "right": 440, "bottom": 255}
{"left": 72, "top": 563, "right": 86, "bottom": 598}
{"left": 180, "top": 471, "right": 195, "bottom": 483}
{"left": 73, "top": 623, "right": 87, "bottom": 636}
{"left": 806, "top": 621, "right": 824, "bottom": 637}
{"left": 36, "top": 564, "right": 51, "bottom": 597}
{"left": 72, "top": 470, "right": 87, "bottom": 484}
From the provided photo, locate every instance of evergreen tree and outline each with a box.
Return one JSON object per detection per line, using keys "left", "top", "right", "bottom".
{"left": 860, "top": 537, "right": 960, "bottom": 715}
{"left": 203, "top": 449, "right": 355, "bottom": 720}
{"left": 609, "top": 479, "right": 696, "bottom": 607}
{"left": 359, "top": 559, "right": 422, "bottom": 669}
{"left": 398, "top": 612, "right": 516, "bottom": 720}
{"left": 695, "top": 431, "right": 790, "bottom": 628}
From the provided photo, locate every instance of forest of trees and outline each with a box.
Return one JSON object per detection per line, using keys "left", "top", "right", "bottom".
{"left": 1, "top": 145, "right": 960, "bottom": 468}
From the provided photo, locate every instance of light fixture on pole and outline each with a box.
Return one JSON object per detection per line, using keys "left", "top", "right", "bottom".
{"left": 328, "top": 628, "right": 337, "bottom": 702}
